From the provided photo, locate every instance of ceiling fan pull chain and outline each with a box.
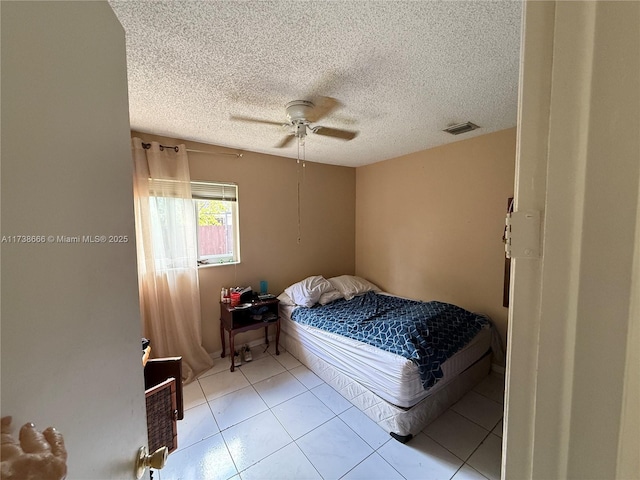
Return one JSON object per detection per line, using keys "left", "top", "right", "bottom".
{"left": 296, "top": 137, "right": 301, "bottom": 244}
{"left": 297, "top": 162, "right": 302, "bottom": 245}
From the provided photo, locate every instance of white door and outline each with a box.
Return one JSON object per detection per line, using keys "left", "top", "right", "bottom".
{"left": 504, "top": 1, "right": 640, "bottom": 479}
{"left": 1, "top": 2, "right": 149, "bottom": 478}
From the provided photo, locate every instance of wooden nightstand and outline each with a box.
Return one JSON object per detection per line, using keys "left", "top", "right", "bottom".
{"left": 219, "top": 298, "right": 280, "bottom": 372}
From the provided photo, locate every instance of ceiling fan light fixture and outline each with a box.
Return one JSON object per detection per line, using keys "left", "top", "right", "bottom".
{"left": 443, "top": 122, "right": 480, "bottom": 135}
{"left": 231, "top": 96, "right": 358, "bottom": 148}
{"left": 292, "top": 122, "right": 307, "bottom": 138}
{"left": 285, "top": 100, "right": 314, "bottom": 122}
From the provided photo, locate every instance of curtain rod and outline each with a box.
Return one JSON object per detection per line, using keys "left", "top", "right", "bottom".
{"left": 141, "top": 142, "right": 243, "bottom": 158}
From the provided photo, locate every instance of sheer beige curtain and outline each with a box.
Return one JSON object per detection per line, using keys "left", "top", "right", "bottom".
{"left": 131, "top": 137, "right": 213, "bottom": 383}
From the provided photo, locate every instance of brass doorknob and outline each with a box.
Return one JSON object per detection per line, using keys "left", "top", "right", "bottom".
{"left": 135, "top": 445, "right": 168, "bottom": 479}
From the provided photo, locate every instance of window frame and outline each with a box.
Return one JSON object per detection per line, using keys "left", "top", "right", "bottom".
{"left": 191, "top": 181, "right": 240, "bottom": 267}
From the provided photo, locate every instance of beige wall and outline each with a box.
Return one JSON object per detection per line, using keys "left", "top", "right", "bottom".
{"left": 131, "top": 132, "right": 356, "bottom": 353}
{"left": 355, "top": 128, "right": 516, "bottom": 342}
{"left": 134, "top": 129, "right": 514, "bottom": 352}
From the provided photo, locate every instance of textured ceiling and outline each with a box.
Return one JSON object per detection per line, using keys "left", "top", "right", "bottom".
{"left": 109, "top": 1, "right": 522, "bottom": 167}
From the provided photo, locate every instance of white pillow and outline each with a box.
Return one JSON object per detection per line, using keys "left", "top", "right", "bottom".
{"left": 328, "top": 275, "right": 380, "bottom": 301}
{"left": 318, "top": 289, "right": 344, "bottom": 305}
{"left": 277, "top": 292, "right": 296, "bottom": 306}
{"left": 284, "top": 275, "right": 335, "bottom": 307}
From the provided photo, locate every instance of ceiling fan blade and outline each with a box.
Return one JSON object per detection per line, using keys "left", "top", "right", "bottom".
{"left": 307, "top": 96, "right": 340, "bottom": 123}
{"left": 230, "top": 115, "right": 285, "bottom": 127}
{"left": 275, "top": 135, "right": 296, "bottom": 148}
{"left": 312, "top": 126, "right": 358, "bottom": 141}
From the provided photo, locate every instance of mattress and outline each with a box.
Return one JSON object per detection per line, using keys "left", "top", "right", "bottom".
{"left": 280, "top": 324, "right": 492, "bottom": 440}
{"left": 280, "top": 302, "right": 492, "bottom": 408}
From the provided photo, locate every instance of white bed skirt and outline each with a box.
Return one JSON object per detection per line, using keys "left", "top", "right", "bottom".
{"left": 282, "top": 329, "right": 492, "bottom": 440}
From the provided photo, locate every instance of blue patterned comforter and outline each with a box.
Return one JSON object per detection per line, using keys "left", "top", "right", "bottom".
{"left": 291, "top": 292, "right": 489, "bottom": 389}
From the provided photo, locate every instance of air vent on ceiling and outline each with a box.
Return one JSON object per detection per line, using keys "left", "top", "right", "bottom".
{"left": 443, "top": 122, "right": 480, "bottom": 135}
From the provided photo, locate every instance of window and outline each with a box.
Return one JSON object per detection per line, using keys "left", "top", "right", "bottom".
{"left": 191, "top": 182, "right": 240, "bottom": 265}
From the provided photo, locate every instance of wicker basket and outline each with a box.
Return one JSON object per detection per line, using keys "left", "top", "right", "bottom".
{"left": 145, "top": 377, "right": 178, "bottom": 453}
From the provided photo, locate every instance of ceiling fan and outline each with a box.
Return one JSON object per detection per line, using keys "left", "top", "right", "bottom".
{"left": 230, "top": 96, "right": 358, "bottom": 148}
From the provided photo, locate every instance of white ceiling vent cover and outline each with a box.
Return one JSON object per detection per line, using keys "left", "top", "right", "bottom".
{"left": 443, "top": 122, "right": 480, "bottom": 135}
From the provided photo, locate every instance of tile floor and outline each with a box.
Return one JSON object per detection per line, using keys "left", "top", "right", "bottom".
{"left": 155, "top": 343, "right": 505, "bottom": 480}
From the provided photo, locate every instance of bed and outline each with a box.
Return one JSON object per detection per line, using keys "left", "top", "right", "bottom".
{"left": 278, "top": 275, "right": 502, "bottom": 443}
